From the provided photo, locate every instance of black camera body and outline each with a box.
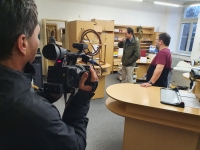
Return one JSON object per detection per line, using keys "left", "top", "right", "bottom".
{"left": 42, "top": 43, "right": 91, "bottom": 94}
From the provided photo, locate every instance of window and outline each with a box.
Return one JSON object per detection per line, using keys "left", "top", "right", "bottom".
{"left": 178, "top": 6, "right": 200, "bottom": 53}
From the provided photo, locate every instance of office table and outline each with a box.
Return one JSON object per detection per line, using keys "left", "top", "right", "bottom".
{"left": 106, "top": 84, "right": 200, "bottom": 150}
{"left": 183, "top": 72, "right": 200, "bottom": 101}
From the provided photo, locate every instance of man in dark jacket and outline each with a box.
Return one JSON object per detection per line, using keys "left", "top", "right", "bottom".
{"left": 118, "top": 27, "right": 140, "bottom": 83}
{"left": 0, "top": 1, "right": 98, "bottom": 150}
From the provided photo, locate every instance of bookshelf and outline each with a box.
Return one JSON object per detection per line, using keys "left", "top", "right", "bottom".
{"left": 153, "top": 32, "right": 163, "bottom": 46}
{"left": 138, "top": 27, "right": 155, "bottom": 51}
{"left": 46, "top": 23, "right": 57, "bottom": 44}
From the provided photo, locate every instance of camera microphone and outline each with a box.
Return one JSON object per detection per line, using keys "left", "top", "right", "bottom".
{"left": 72, "top": 43, "right": 88, "bottom": 52}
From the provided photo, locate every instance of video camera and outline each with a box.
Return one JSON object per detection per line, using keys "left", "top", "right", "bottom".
{"left": 42, "top": 43, "right": 95, "bottom": 95}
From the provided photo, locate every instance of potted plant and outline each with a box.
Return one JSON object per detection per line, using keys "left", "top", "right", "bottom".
{"left": 137, "top": 25, "right": 143, "bottom": 40}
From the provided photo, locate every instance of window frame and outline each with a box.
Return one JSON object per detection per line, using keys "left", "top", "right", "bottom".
{"left": 177, "top": 6, "right": 199, "bottom": 54}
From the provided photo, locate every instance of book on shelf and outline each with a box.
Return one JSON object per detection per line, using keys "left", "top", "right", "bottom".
{"left": 113, "top": 51, "right": 118, "bottom": 56}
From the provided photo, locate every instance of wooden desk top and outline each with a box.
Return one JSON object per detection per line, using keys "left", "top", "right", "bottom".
{"left": 183, "top": 72, "right": 200, "bottom": 82}
{"left": 106, "top": 84, "right": 200, "bottom": 116}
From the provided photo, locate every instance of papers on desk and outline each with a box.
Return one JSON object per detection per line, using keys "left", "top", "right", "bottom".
{"left": 140, "top": 57, "right": 147, "bottom": 63}
{"left": 179, "top": 91, "right": 200, "bottom": 108}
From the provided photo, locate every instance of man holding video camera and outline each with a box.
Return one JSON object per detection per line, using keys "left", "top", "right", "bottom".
{"left": 0, "top": 1, "right": 98, "bottom": 150}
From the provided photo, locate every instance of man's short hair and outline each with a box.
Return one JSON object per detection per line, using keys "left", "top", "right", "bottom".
{"left": 126, "top": 27, "right": 134, "bottom": 35}
{"left": 158, "top": 33, "right": 171, "bottom": 46}
{"left": 0, "top": 0, "right": 38, "bottom": 60}
{"left": 62, "top": 29, "right": 65, "bottom": 34}
{"left": 51, "top": 30, "right": 55, "bottom": 36}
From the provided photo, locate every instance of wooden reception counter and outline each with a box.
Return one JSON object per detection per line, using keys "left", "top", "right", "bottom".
{"left": 106, "top": 84, "right": 200, "bottom": 150}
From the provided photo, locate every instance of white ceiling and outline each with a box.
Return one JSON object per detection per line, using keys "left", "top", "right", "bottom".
{"left": 150, "top": 0, "right": 199, "bottom": 4}
{"left": 55, "top": 0, "right": 200, "bottom": 10}
{"left": 63, "top": 0, "right": 200, "bottom": 5}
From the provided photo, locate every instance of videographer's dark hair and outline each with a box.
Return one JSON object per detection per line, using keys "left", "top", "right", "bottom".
{"left": 0, "top": 0, "right": 38, "bottom": 60}
{"left": 126, "top": 27, "right": 134, "bottom": 35}
{"left": 158, "top": 33, "right": 171, "bottom": 46}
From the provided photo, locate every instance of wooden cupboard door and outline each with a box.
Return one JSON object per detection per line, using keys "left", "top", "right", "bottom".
{"left": 76, "top": 21, "right": 94, "bottom": 41}
{"left": 92, "top": 20, "right": 105, "bottom": 30}
{"left": 106, "top": 33, "right": 114, "bottom": 71}
{"left": 92, "top": 19, "right": 114, "bottom": 31}
{"left": 99, "top": 33, "right": 114, "bottom": 71}
{"left": 100, "top": 34, "right": 106, "bottom": 63}
{"left": 105, "top": 20, "right": 114, "bottom": 31}
{"left": 68, "top": 21, "right": 77, "bottom": 52}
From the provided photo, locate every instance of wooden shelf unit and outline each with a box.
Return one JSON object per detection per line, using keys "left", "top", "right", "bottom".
{"left": 46, "top": 23, "right": 58, "bottom": 44}
{"left": 139, "top": 27, "right": 154, "bottom": 51}
{"left": 153, "top": 32, "right": 163, "bottom": 46}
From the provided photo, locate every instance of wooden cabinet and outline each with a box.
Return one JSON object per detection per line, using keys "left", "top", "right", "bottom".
{"left": 90, "top": 19, "right": 115, "bottom": 71}
{"left": 68, "top": 20, "right": 114, "bottom": 72}
{"left": 153, "top": 32, "right": 163, "bottom": 46}
{"left": 101, "top": 33, "right": 114, "bottom": 71}
{"left": 68, "top": 20, "right": 94, "bottom": 52}
{"left": 92, "top": 19, "right": 114, "bottom": 31}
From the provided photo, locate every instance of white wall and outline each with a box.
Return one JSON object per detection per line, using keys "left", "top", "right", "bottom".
{"left": 191, "top": 14, "right": 200, "bottom": 59}
{"left": 35, "top": 0, "right": 182, "bottom": 52}
{"left": 164, "top": 7, "right": 182, "bottom": 52}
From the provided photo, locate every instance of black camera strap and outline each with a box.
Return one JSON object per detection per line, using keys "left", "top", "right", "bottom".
{"left": 87, "top": 81, "right": 98, "bottom": 93}
{"left": 64, "top": 88, "right": 76, "bottom": 108}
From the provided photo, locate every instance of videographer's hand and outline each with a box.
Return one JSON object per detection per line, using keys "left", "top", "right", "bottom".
{"left": 79, "top": 68, "right": 98, "bottom": 92}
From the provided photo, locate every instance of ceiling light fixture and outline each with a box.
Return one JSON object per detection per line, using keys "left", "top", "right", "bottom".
{"left": 154, "top": 1, "right": 180, "bottom": 7}
{"left": 129, "top": 0, "right": 143, "bottom": 1}
{"left": 190, "top": 3, "right": 200, "bottom": 7}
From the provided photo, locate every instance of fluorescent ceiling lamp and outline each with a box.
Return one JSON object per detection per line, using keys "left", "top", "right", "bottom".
{"left": 129, "top": 0, "right": 143, "bottom": 1}
{"left": 183, "top": 1, "right": 200, "bottom": 7}
{"left": 190, "top": 3, "right": 200, "bottom": 7}
{"left": 154, "top": 1, "right": 180, "bottom": 7}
